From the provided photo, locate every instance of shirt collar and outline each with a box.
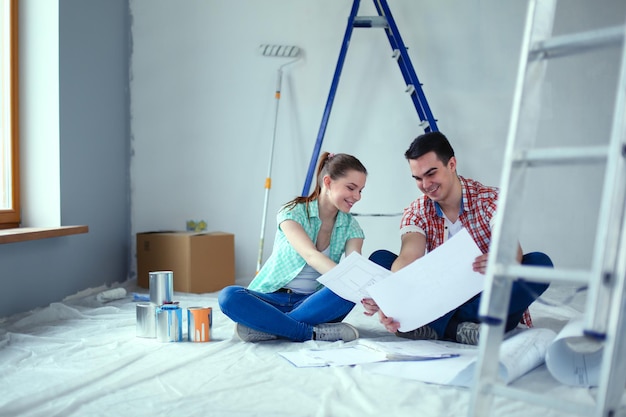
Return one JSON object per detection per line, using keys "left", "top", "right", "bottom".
{"left": 308, "top": 199, "right": 349, "bottom": 226}
{"left": 307, "top": 199, "right": 320, "bottom": 218}
{"left": 433, "top": 175, "right": 468, "bottom": 218}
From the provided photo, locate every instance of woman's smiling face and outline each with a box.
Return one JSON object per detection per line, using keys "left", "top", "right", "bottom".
{"left": 324, "top": 169, "right": 366, "bottom": 213}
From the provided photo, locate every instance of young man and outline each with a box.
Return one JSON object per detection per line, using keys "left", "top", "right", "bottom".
{"left": 361, "top": 131, "right": 552, "bottom": 345}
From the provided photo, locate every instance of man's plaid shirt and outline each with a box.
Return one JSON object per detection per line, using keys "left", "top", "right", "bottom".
{"left": 399, "top": 175, "right": 533, "bottom": 327}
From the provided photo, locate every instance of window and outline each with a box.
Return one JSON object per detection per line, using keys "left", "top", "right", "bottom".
{"left": 0, "top": 0, "right": 19, "bottom": 229}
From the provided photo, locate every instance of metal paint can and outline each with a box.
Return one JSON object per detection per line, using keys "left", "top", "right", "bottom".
{"left": 136, "top": 302, "right": 158, "bottom": 338}
{"left": 156, "top": 304, "right": 183, "bottom": 342}
{"left": 149, "top": 271, "right": 173, "bottom": 305}
{"left": 187, "top": 307, "right": 212, "bottom": 342}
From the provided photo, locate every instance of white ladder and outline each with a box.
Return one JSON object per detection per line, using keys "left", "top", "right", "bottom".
{"left": 468, "top": 1, "right": 626, "bottom": 416}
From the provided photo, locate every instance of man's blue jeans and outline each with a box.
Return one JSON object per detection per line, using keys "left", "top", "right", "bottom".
{"left": 368, "top": 250, "right": 552, "bottom": 340}
{"left": 218, "top": 285, "right": 355, "bottom": 341}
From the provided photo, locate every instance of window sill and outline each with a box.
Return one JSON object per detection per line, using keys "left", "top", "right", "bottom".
{"left": 0, "top": 225, "right": 89, "bottom": 244}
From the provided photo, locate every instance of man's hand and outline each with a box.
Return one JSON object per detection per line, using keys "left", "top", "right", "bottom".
{"left": 362, "top": 298, "right": 401, "bottom": 333}
{"left": 378, "top": 311, "right": 401, "bottom": 333}
{"left": 472, "top": 253, "right": 489, "bottom": 274}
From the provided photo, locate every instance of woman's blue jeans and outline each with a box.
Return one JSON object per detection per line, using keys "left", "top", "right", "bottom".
{"left": 368, "top": 250, "right": 552, "bottom": 340}
{"left": 218, "top": 285, "right": 355, "bottom": 342}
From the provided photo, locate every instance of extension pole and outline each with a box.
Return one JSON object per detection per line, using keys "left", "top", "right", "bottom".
{"left": 256, "top": 68, "right": 282, "bottom": 274}
{"left": 256, "top": 45, "right": 301, "bottom": 274}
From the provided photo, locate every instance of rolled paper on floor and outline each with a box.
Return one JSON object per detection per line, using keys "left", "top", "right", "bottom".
{"left": 545, "top": 318, "right": 603, "bottom": 387}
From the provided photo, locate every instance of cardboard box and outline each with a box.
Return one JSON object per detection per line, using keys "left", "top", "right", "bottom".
{"left": 136, "top": 231, "right": 235, "bottom": 293}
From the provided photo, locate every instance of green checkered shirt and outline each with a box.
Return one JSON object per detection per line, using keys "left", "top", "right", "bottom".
{"left": 248, "top": 200, "right": 365, "bottom": 293}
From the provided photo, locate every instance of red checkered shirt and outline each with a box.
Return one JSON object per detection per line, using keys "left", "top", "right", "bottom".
{"left": 399, "top": 175, "right": 533, "bottom": 328}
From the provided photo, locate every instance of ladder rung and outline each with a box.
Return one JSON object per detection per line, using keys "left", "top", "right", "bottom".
{"left": 529, "top": 25, "right": 624, "bottom": 61}
{"left": 489, "top": 384, "right": 595, "bottom": 416}
{"left": 493, "top": 264, "right": 591, "bottom": 284}
{"left": 353, "top": 16, "right": 387, "bottom": 28}
{"left": 512, "top": 145, "right": 608, "bottom": 166}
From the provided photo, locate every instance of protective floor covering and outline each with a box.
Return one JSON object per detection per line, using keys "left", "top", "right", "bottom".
{"left": 0, "top": 281, "right": 622, "bottom": 417}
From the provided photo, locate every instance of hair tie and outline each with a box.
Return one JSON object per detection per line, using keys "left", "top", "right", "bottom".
{"left": 328, "top": 153, "right": 335, "bottom": 159}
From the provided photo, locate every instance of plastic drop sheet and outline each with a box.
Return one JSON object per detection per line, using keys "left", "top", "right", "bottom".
{"left": 0, "top": 281, "right": 608, "bottom": 417}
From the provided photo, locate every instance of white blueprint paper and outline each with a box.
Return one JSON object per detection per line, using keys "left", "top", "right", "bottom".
{"left": 545, "top": 318, "right": 603, "bottom": 386}
{"left": 365, "top": 328, "right": 556, "bottom": 387}
{"left": 366, "top": 228, "right": 484, "bottom": 332}
{"left": 279, "top": 339, "right": 461, "bottom": 368}
{"left": 317, "top": 251, "right": 391, "bottom": 303}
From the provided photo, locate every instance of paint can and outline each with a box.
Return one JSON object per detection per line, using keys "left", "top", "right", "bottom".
{"left": 156, "top": 304, "right": 183, "bottom": 342}
{"left": 187, "top": 307, "right": 212, "bottom": 342}
{"left": 149, "top": 271, "right": 173, "bottom": 305}
{"left": 136, "top": 302, "right": 158, "bottom": 338}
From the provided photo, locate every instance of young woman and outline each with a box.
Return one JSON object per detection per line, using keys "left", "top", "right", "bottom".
{"left": 218, "top": 152, "right": 367, "bottom": 342}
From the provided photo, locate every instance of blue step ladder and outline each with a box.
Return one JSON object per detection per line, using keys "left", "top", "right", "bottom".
{"left": 301, "top": 0, "right": 439, "bottom": 196}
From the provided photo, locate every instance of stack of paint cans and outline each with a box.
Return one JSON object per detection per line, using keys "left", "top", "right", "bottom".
{"left": 135, "top": 270, "right": 180, "bottom": 341}
{"left": 135, "top": 270, "right": 212, "bottom": 343}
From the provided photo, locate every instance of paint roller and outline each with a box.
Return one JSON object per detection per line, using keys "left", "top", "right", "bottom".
{"left": 256, "top": 44, "right": 302, "bottom": 274}
{"left": 259, "top": 44, "right": 300, "bottom": 58}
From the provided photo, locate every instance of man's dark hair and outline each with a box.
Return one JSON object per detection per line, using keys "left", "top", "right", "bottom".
{"left": 404, "top": 131, "right": 455, "bottom": 165}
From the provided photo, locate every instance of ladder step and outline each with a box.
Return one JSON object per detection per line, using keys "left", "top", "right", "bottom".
{"left": 301, "top": 0, "right": 439, "bottom": 193}
{"left": 353, "top": 16, "right": 387, "bottom": 28}
{"left": 512, "top": 145, "right": 608, "bottom": 166}
{"left": 529, "top": 25, "right": 624, "bottom": 61}
{"left": 493, "top": 264, "right": 591, "bottom": 284}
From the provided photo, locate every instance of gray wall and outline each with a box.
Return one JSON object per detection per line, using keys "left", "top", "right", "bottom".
{"left": 0, "top": 0, "right": 130, "bottom": 317}
{"left": 3, "top": 0, "right": 624, "bottom": 317}
{"left": 129, "top": 0, "right": 626, "bottom": 285}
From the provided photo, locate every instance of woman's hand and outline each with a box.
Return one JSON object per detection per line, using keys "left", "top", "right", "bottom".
{"left": 360, "top": 298, "right": 379, "bottom": 316}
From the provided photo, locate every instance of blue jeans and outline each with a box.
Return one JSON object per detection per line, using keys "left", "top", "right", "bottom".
{"left": 218, "top": 285, "right": 356, "bottom": 342}
{"left": 368, "top": 250, "right": 552, "bottom": 340}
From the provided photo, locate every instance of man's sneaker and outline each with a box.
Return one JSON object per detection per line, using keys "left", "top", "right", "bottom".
{"left": 235, "top": 323, "right": 278, "bottom": 343}
{"left": 312, "top": 323, "right": 359, "bottom": 342}
{"left": 396, "top": 325, "right": 438, "bottom": 341}
{"left": 456, "top": 321, "right": 480, "bottom": 345}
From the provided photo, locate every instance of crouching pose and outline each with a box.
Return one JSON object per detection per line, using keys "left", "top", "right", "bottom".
{"left": 219, "top": 152, "right": 367, "bottom": 342}
{"left": 362, "top": 132, "right": 552, "bottom": 345}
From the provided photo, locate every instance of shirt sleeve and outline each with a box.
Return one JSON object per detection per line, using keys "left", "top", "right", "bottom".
{"left": 399, "top": 200, "right": 427, "bottom": 236}
{"left": 277, "top": 204, "right": 306, "bottom": 230}
{"left": 482, "top": 188, "right": 498, "bottom": 229}
{"left": 345, "top": 216, "right": 365, "bottom": 240}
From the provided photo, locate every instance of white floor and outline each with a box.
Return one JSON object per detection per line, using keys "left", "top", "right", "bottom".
{"left": 0, "top": 281, "right": 622, "bottom": 417}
